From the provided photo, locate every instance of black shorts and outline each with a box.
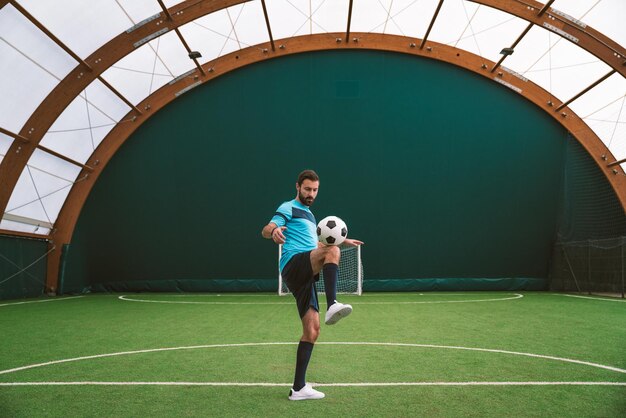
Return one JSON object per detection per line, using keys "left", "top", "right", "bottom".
{"left": 282, "top": 251, "right": 320, "bottom": 319}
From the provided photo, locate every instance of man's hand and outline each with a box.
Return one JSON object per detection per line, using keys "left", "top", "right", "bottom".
{"left": 272, "top": 226, "right": 287, "bottom": 244}
{"left": 342, "top": 238, "right": 364, "bottom": 247}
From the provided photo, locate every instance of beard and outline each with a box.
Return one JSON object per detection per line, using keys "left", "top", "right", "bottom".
{"left": 299, "top": 191, "right": 315, "bottom": 206}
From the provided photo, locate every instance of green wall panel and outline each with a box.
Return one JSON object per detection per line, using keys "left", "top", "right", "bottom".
{"left": 61, "top": 50, "right": 571, "bottom": 292}
{"left": 0, "top": 235, "right": 47, "bottom": 300}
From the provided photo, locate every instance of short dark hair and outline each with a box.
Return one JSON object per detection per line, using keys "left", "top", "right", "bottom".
{"left": 297, "top": 169, "right": 319, "bottom": 186}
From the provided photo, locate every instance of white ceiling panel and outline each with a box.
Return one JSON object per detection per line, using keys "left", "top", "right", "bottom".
{"left": 571, "top": 74, "right": 626, "bottom": 159}
{"left": 5, "top": 150, "right": 81, "bottom": 226}
{"left": 351, "top": 0, "right": 410, "bottom": 35}
{"left": 499, "top": 24, "right": 611, "bottom": 106}
{"left": 5, "top": 166, "right": 53, "bottom": 224}
{"left": 526, "top": 34, "right": 610, "bottom": 104}
{"left": 187, "top": 9, "right": 244, "bottom": 61}
{"left": 0, "top": 0, "right": 625, "bottom": 234}
{"left": 18, "top": 0, "right": 130, "bottom": 59}
{"left": 428, "top": 0, "right": 479, "bottom": 46}
{"left": 25, "top": 150, "right": 82, "bottom": 194}
{"left": 0, "top": 218, "right": 51, "bottom": 235}
{"left": 100, "top": 30, "right": 193, "bottom": 105}
{"left": 115, "top": 0, "right": 163, "bottom": 25}
{"left": 162, "top": 0, "right": 185, "bottom": 8}
{"left": 263, "top": 0, "right": 310, "bottom": 40}
{"left": 265, "top": 0, "right": 348, "bottom": 38}
{"left": 0, "top": 132, "right": 11, "bottom": 165}
{"left": 0, "top": 5, "right": 65, "bottom": 132}
{"left": 0, "top": 4, "right": 76, "bottom": 79}
{"left": 78, "top": 78, "right": 132, "bottom": 123}
{"left": 308, "top": 0, "right": 350, "bottom": 34}
{"left": 552, "top": 0, "right": 625, "bottom": 46}
{"left": 180, "top": 1, "right": 269, "bottom": 64}
{"left": 452, "top": 6, "right": 528, "bottom": 62}
{"left": 40, "top": 79, "right": 130, "bottom": 163}
{"left": 225, "top": 1, "right": 269, "bottom": 48}
{"left": 146, "top": 28, "right": 197, "bottom": 76}
{"left": 0, "top": 40, "right": 58, "bottom": 133}
{"left": 372, "top": 0, "right": 443, "bottom": 38}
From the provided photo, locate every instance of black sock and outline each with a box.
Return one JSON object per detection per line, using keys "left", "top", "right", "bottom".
{"left": 293, "top": 341, "right": 314, "bottom": 391}
{"left": 323, "top": 263, "right": 338, "bottom": 307}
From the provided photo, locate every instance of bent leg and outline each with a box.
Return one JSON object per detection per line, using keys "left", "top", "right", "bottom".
{"left": 310, "top": 245, "right": 340, "bottom": 275}
{"left": 310, "top": 246, "right": 341, "bottom": 307}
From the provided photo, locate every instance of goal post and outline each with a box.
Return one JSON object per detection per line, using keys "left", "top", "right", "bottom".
{"left": 278, "top": 245, "right": 363, "bottom": 296}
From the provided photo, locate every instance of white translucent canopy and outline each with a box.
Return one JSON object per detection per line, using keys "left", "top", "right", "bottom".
{"left": 0, "top": 0, "right": 624, "bottom": 234}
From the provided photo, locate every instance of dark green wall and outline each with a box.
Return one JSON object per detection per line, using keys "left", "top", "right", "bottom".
{"left": 61, "top": 50, "right": 572, "bottom": 293}
{"left": 0, "top": 235, "right": 47, "bottom": 300}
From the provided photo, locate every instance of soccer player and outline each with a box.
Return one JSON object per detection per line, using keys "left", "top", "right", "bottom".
{"left": 262, "top": 169, "right": 363, "bottom": 401}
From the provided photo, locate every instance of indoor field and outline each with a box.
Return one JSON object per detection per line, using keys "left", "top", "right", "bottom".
{"left": 0, "top": 292, "right": 625, "bottom": 417}
{"left": 1, "top": 1, "right": 625, "bottom": 417}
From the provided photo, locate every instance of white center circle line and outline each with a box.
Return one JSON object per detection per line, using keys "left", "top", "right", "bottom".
{"left": 1, "top": 341, "right": 624, "bottom": 378}
{"left": 117, "top": 293, "right": 524, "bottom": 305}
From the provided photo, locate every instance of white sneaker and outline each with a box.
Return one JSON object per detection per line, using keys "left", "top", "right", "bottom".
{"left": 325, "top": 301, "right": 352, "bottom": 325}
{"left": 288, "top": 384, "right": 325, "bottom": 401}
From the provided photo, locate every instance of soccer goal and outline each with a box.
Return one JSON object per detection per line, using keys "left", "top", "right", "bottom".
{"left": 278, "top": 245, "right": 363, "bottom": 296}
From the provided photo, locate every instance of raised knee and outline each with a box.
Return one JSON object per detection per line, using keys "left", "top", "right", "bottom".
{"left": 325, "top": 245, "right": 340, "bottom": 263}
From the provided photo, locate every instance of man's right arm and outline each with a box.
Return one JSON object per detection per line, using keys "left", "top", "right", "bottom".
{"left": 262, "top": 222, "right": 287, "bottom": 244}
{"left": 264, "top": 202, "right": 290, "bottom": 242}
{"left": 262, "top": 222, "right": 278, "bottom": 240}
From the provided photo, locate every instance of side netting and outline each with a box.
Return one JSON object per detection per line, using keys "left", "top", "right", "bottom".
{"left": 279, "top": 246, "right": 363, "bottom": 295}
{"left": 551, "top": 238, "right": 624, "bottom": 296}
{"left": 549, "top": 135, "right": 626, "bottom": 297}
{"left": 0, "top": 234, "right": 49, "bottom": 300}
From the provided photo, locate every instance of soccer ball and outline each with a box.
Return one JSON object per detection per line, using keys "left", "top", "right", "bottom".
{"left": 317, "top": 216, "right": 348, "bottom": 246}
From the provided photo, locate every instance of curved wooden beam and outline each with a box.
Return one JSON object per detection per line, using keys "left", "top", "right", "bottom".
{"left": 470, "top": 0, "right": 626, "bottom": 76}
{"left": 2, "top": 0, "right": 625, "bottom": 223}
{"left": 0, "top": 0, "right": 247, "bottom": 218}
{"left": 44, "top": 32, "right": 626, "bottom": 292}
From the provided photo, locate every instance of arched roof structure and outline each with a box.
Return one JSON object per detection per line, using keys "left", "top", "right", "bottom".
{"left": 0, "top": 0, "right": 624, "bottom": 291}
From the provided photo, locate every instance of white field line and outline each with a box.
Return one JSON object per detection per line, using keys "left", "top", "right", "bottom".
{"left": 1, "top": 341, "right": 624, "bottom": 377}
{"left": 0, "top": 296, "right": 84, "bottom": 307}
{"left": 117, "top": 295, "right": 290, "bottom": 305}
{"left": 357, "top": 293, "right": 507, "bottom": 297}
{"left": 562, "top": 294, "right": 626, "bottom": 303}
{"left": 358, "top": 294, "right": 523, "bottom": 304}
{"left": 145, "top": 294, "right": 281, "bottom": 297}
{"left": 0, "top": 381, "right": 624, "bottom": 387}
{"left": 117, "top": 294, "right": 524, "bottom": 305}
{"left": 132, "top": 293, "right": 519, "bottom": 297}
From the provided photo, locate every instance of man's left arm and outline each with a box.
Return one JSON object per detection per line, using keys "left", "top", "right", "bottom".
{"left": 342, "top": 238, "right": 364, "bottom": 247}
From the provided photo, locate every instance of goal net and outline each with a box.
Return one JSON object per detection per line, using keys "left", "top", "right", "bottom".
{"left": 278, "top": 245, "right": 363, "bottom": 295}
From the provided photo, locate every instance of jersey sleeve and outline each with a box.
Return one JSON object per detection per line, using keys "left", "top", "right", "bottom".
{"left": 270, "top": 201, "right": 291, "bottom": 227}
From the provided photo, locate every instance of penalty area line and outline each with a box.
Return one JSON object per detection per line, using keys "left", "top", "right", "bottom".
{"left": 561, "top": 294, "right": 626, "bottom": 303}
{"left": 0, "top": 296, "right": 84, "bottom": 308}
{"left": 0, "top": 381, "right": 625, "bottom": 387}
{"left": 117, "top": 295, "right": 291, "bottom": 305}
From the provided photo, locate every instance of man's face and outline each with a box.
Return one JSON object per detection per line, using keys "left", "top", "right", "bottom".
{"left": 296, "top": 179, "right": 319, "bottom": 207}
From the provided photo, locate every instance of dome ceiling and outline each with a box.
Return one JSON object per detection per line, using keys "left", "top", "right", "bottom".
{"left": 0, "top": 0, "right": 624, "bottom": 236}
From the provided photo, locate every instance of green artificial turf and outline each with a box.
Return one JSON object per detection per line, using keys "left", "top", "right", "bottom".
{"left": 0, "top": 292, "right": 624, "bottom": 417}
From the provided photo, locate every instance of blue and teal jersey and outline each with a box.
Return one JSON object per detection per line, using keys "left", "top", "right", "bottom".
{"left": 271, "top": 199, "right": 317, "bottom": 272}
